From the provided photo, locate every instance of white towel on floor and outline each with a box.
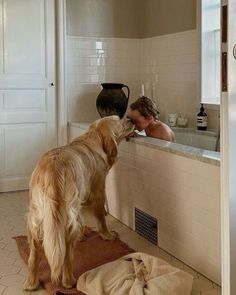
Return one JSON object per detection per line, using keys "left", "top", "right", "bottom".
{"left": 77, "top": 252, "right": 193, "bottom": 295}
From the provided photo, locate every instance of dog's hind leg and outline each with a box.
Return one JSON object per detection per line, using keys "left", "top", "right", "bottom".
{"left": 62, "top": 238, "right": 77, "bottom": 288}
{"left": 23, "top": 235, "right": 40, "bottom": 291}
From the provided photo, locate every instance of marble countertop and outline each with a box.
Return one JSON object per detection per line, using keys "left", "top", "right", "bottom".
{"left": 69, "top": 122, "right": 220, "bottom": 166}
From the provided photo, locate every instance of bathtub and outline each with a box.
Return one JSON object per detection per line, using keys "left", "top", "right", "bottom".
{"left": 69, "top": 122, "right": 221, "bottom": 284}
{"left": 173, "top": 128, "right": 218, "bottom": 151}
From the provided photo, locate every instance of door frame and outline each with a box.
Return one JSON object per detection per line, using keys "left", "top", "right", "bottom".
{"left": 56, "top": 0, "right": 67, "bottom": 146}
{"left": 221, "top": 81, "right": 230, "bottom": 293}
{"left": 221, "top": 1, "right": 236, "bottom": 294}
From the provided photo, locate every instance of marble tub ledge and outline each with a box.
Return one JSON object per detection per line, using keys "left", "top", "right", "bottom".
{"left": 69, "top": 121, "right": 220, "bottom": 166}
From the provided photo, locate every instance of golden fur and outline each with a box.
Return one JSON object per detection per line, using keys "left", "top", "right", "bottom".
{"left": 24, "top": 116, "right": 134, "bottom": 291}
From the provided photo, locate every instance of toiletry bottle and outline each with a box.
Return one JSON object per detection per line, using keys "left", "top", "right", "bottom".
{"left": 197, "top": 103, "right": 207, "bottom": 130}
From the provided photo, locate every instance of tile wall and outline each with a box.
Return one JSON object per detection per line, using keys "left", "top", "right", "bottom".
{"left": 141, "top": 30, "right": 220, "bottom": 130}
{"left": 106, "top": 141, "right": 221, "bottom": 284}
{"left": 66, "top": 30, "right": 220, "bottom": 130}
{"left": 66, "top": 36, "right": 141, "bottom": 122}
{"left": 141, "top": 30, "right": 199, "bottom": 126}
{"left": 69, "top": 122, "right": 221, "bottom": 285}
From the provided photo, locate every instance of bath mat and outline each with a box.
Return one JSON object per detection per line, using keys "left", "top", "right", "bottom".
{"left": 14, "top": 228, "right": 134, "bottom": 295}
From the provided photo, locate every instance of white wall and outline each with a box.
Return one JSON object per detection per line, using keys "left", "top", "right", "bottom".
{"left": 106, "top": 141, "right": 221, "bottom": 284}
{"left": 66, "top": 31, "right": 220, "bottom": 130}
{"left": 141, "top": 30, "right": 199, "bottom": 127}
{"left": 66, "top": 36, "right": 141, "bottom": 122}
{"left": 66, "top": 0, "right": 220, "bottom": 130}
{"left": 69, "top": 125, "right": 221, "bottom": 284}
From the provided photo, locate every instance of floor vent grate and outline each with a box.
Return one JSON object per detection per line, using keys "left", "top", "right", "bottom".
{"left": 135, "top": 208, "right": 158, "bottom": 245}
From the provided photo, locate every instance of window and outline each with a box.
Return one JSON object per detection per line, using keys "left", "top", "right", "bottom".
{"left": 201, "top": 0, "right": 221, "bottom": 104}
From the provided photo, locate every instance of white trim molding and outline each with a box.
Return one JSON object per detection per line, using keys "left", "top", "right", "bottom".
{"left": 56, "top": 0, "right": 68, "bottom": 146}
{"left": 222, "top": 1, "right": 236, "bottom": 294}
{"left": 221, "top": 92, "right": 230, "bottom": 294}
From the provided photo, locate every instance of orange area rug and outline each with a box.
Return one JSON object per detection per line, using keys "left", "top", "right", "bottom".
{"left": 14, "top": 228, "right": 134, "bottom": 295}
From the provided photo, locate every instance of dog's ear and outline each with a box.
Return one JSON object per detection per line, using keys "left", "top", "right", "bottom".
{"left": 100, "top": 128, "right": 118, "bottom": 166}
{"left": 103, "top": 135, "right": 118, "bottom": 158}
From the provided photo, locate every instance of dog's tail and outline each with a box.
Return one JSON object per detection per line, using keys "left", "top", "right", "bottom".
{"left": 42, "top": 169, "right": 66, "bottom": 284}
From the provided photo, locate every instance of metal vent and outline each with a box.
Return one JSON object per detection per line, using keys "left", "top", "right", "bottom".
{"left": 135, "top": 208, "right": 158, "bottom": 245}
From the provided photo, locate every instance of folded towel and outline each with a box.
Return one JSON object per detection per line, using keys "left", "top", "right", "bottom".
{"left": 77, "top": 252, "right": 193, "bottom": 295}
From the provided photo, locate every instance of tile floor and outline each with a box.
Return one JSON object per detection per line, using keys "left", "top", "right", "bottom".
{"left": 0, "top": 191, "right": 221, "bottom": 295}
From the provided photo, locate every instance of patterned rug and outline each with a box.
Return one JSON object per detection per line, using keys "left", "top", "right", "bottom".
{"left": 14, "top": 228, "right": 134, "bottom": 295}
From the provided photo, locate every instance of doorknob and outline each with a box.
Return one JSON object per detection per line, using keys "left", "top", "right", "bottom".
{"left": 233, "top": 44, "right": 236, "bottom": 59}
{"left": 50, "top": 82, "right": 54, "bottom": 86}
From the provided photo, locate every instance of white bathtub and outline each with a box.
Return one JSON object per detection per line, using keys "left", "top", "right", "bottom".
{"left": 69, "top": 122, "right": 221, "bottom": 283}
{"left": 173, "top": 128, "right": 218, "bottom": 151}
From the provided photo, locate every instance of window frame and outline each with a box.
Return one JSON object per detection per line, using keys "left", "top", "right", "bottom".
{"left": 199, "top": 0, "right": 221, "bottom": 107}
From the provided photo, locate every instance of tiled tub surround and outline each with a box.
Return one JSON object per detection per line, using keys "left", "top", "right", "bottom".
{"left": 66, "top": 31, "right": 220, "bottom": 130}
{"left": 69, "top": 123, "right": 221, "bottom": 284}
{"left": 140, "top": 30, "right": 220, "bottom": 130}
{"left": 140, "top": 30, "right": 198, "bottom": 125}
{"left": 107, "top": 140, "right": 221, "bottom": 285}
{"left": 66, "top": 36, "right": 141, "bottom": 122}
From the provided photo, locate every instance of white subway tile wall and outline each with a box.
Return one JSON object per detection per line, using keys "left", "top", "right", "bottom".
{"left": 66, "top": 31, "right": 219, "bottom": 129}
{"left": 141, "top": 30, "right": 199, "bottom": 127}
{"left": 66, "top": 36, "right": 142, "bottom": 122}
{"left": 106, "top": 141, "right": 221, "bottom": 284}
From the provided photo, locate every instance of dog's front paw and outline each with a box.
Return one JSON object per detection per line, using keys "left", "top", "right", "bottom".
{"left": 100, "top": 230, "right": 118, "bottom": 240}
{"left": 62, "top": 275, "right": 77, "bottom": 289}
{"left": 23, "top": 277, "right": 40, "bottom": 291}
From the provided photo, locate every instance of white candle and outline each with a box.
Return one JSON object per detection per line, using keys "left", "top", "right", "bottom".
{"left": 141, "top": 84, "right": 145, "bottom": 96}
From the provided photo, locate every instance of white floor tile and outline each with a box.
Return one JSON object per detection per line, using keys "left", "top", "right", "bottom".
{"left": 192, "top": 276, "right": 213, "bottom": 291}
{"left": 3, "top": 285, "right": 30, "bottom": 295}
{"left": 0, "top": 274, "right": 25, "bottom": 287}
{"left": 0, "top": 265, "right": 20, "bottom": 277}
{"left": 0, "top": 191, "right": 221, "bottom": 294}
{"left": 202, "top": 289, "right": 221, "bottom": 295}
{"left": 0, "top": 285, "right": 6, "bottom": 294}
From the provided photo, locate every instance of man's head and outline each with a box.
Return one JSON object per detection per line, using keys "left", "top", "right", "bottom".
{"left": 127, "top": 96, "right": 160, "bottom": 131}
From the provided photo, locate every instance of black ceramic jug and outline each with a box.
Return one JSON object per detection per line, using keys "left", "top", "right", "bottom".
{"left": 96, "top": 83, "right": 130, "bottom": 119}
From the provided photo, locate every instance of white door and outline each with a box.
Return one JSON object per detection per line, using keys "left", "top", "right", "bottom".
{"left": 0, "top": 0, "right": 57, "bottom": 192}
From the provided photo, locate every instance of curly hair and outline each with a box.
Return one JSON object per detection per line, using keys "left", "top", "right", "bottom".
{"left": 129, "top": 96, "right": 160, "bottom": 119}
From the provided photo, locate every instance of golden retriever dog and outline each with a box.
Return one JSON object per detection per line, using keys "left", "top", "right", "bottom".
{"left": 24, "top": 115, "right": 134, "bottom": 291}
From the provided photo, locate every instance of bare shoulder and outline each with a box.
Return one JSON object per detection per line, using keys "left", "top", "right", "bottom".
{"left": 145, "top": 120, "right": 175, "bottom": 142}
{"left": 159, "top": 121, "right": 175, "bottom": 142}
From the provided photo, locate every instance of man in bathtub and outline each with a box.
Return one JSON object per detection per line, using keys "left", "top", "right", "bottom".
{"left": 126, "top": 96, "right": 175, "bottom": 142}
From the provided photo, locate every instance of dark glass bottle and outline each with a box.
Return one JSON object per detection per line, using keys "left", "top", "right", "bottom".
{"left": 197, "top": 103, "right": 207, "bottom": 130}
